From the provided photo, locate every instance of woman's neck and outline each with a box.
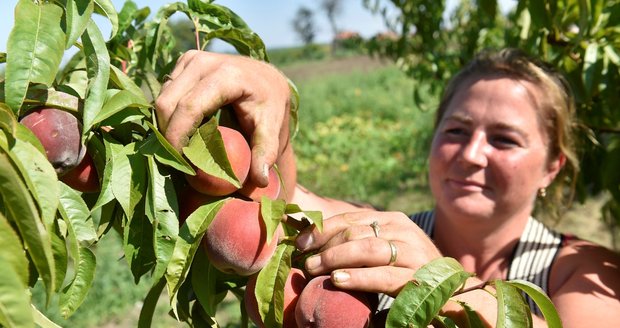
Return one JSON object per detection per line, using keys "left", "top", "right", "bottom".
{"left": 432, "top": 208, "right": 530, "bottom": 281}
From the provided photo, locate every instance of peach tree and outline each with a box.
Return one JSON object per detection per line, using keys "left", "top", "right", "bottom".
{"left": 0, "top": 0, "right": 561, "bottom": 327}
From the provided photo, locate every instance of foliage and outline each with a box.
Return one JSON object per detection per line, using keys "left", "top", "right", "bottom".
{"left": 0, "top": 1, "right": 561, "bottom": 328}
{"left": 363, "top": 0, "right": 620, "bottom": 228}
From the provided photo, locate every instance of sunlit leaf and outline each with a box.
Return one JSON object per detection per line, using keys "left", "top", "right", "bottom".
{"left": 0, "top": 149, "right": 56, "bottom": 302}
{"left": 0, "top": 212, "right": 29, "bottom": 287}
{"left": 386, "top": 257, "right": 472, "bottom": 327}
{"left": 59, "top": 247, "right": 96, "bottom": 318}
{"left": 254, "top": 243, "right": 296, "bottom": 327}
{"left": 32, "top": 304, "right": 62, "bottom": 328}
{"left": 91, "top": 89, "right": 151, "bottom": 126}
{"left": 165, "top": 198, "right": 225, "bottom": 314}
{"left": 495, "top": 280, "right": 533, "bottom": 328}
{"left": 64, "top": 0, "right": 95, "bottom": 49}
{"left": 111, "top": 142, "right": 146, "bottom": 219}
{"left": 9, "top": 125, "right": 60, "bottom": 228}
{"left": 145, "top": 157, "right": 179, "bottom": 281}
{"left": 183, "top": 118, "right": 241, "bottom": 187}
{"left": 0, "top": 104, "right": 17, "bottom": 136}
{"left": 139, "top": 123, "right": 195, "bottom": 175}
{"left": 58, "top": 183, "right": 98, "bottom": 246}
{"left": 0, "top": 256, "right": 33, "bottom": 328}
{"left": 507, "top": 280, "right": 562, "bottom": 328}
{"left": 583, "top": 41, "right": 599, "bottom": 100}
{"left": 191, "top": 249, "right": 229, "bottom": 317}
{"left": 93, "top": 0, "right": 119, "bottom": 39}
{"left": 260, "top": 197, "right": 286, "bottom": 244}
{"left": 81, "top": 20, "right": 110, "bottom": 135}
{"left": 5, "top": 0, "right": 65, "bottom": 114}
{"left": 285, "top": 203, "right": 323, "bottom": 233}
{"left": 137, "top": 277, "right": 166, "bottom": 328}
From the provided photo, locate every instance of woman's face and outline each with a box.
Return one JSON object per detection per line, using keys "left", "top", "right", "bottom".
{"left": 429, "top": 76, "right": 562, "bottom": 222}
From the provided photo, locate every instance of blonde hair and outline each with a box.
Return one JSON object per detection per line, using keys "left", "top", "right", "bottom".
{"left": 435, "top": 48, "right": 579, "bottom": 215}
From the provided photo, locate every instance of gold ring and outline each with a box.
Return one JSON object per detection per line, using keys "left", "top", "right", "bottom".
{"left": 370, "top": 221, "right": 380, "bottom": 238}
{"left": 388, "top": 241, "right": 397, "bottom": 266}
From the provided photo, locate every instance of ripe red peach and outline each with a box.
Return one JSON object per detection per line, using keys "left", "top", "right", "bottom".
{"left": 185, "top": 126, "right": 251, "bottom": 196}
{"left": 295, "top": 275, "right": 373, "bottom": 328}
{"left": 60, "top": 152, "right": 99, "bottom": 193}
{"left": 19, "top": 107, "right": 82, "bottom": 175}
{"left": 245, "top": 267, "right": 308, "bottom": 328}
{"left": 203, "top": 197, "right": 280, "bottom": 276}
{"left": 238, "top": 167, "right": 281, "bottom": 201}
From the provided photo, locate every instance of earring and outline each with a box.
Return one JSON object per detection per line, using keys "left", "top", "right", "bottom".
{"left": 538, "top": 188, "right": 547, "bottom": 198}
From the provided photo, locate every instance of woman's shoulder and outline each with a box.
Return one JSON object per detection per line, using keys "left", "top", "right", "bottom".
{"left": 549, "top": 237, "right": 620, "bottom": 296}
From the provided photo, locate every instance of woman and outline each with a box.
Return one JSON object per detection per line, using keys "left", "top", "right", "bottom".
{"left": 156, "top": 49, "right": 620, "bottom": 326}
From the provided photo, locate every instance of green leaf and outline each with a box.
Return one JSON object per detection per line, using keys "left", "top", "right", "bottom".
{"left": 19, "top": 86, "right": 82, "bottom": 113}
{"left": 124, "top": 202, "right": 156, "bottom": 283}
{"left": 109, "top": 65, "right": 150, "bottom": 102}
{"left": 386, "top": 257, "right": 472, "bottom": 328}
{"left": 0, "top": 149, "right": 56, "bottom": 302}
{"left": 0, "top": 212, "right": 30, "bottom": 287}
{"left": 478, "top": 0, "right": 497, "bottom": 18}
{"left": 8, "top": 126, "right": 60, "bottom": 228}
{"left": 260, "top": 197, "right": 286, "bottom": 244}
{"left": 0, "top": 104, "right": 18, "bottom": 136}
{"left": 183, "top": 119, "right": 241, "bottom": 188}
{"left": 507, "top": 280, "right": 562, "bottom": 328}
{"left": 0, "top": 256, "right": 34, "bottom": 328}
{"left": 58, "top": 183, "right": 98, "bottom": 246}
{"left": 59, "top": 247, "right": 96, "bottom": 319}
{"left": 165, "top": 198, "right": 225, "bottom": 312}
{"left": 137, "top": 277, "right": 166, "bottom": 328}
{"left": 145, "top": 157, "right": 179, "bottom": 281}
{"left": 111, "top": 143, "right": 146, "bottom": 219}
{"left": 81, "top": 19, "right": 111, "bottom": 135}
{"left": 93, "top": 0, "right": 119, "bottom": 39}
{"left": 91, "top": 133, "right": 123, "bottom": 211}
{"left": 284, "top": 203, "right": 323, "bottom": 233}
{"left": 91, "top": 89, "right": 151, "bottom": 126}
{"left": 527, "top": 0, "right": 552, "bottom": 31}
{"left": 139, "top": 123, "right": 195, "bottom": 175}
{"left": 32, "top": 304, "right": 62, "bottom": 328}
{"left": 191, "top": 249, "right": 229, "bottom": 317}
{"left": 5, "top": 0, "right": 65, "bottom": 114}
{"left": 254, "top": 243, "right": 296, "bottom": 327}
{"left": 495, "top": 280, "right": 533, "bottom": 328}
{"left": 64, "top": 0, "right": 95, "bottom": 49}
{"left": 456, "top": 301, "right": 487, "bottom": 328}
{"left": 50, "top": 220, "right": 68, "bottom": 293}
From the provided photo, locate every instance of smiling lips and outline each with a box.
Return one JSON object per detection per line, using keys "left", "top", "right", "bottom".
{"left": 447, "top": 178, "right": 487, "bottom": 191}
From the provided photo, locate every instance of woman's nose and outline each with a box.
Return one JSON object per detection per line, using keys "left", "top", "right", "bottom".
{"left": 459, "top": 132, "right": 488, "bottom": 167}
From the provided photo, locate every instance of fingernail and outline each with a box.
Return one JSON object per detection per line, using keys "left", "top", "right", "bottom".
{"left": 305, "top": 255, "right": 321, "bottom": 271}
{"left": 332, "top": 270, "right": 350, "bottom": 283}
{"left": 262, "top": 163, "right": 269, "bottom": 180}
{"left": 295, "top": 233, "right": 314, "bottom": 251}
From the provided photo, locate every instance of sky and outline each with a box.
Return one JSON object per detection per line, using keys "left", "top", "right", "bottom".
{"left": 0, "top": 0, "right": 515, "bottom": 53}
{"left": 0, "top": 0, "right": 386, "bottom": 53}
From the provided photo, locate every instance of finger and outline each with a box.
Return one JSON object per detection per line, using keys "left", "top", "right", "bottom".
{"left": 163, "top": 71, "right": 245, "bottom": 151}
{"left": 295, "top": 211, "right": 402, "bottom": 252}
{"left": 155, "top": 50, "right": 198, "bottom": 132}
{"left": 330, "top": 266, "right": 416, "bottom": 297}
{"left": 304, "top": 238, "right": 404, "bottom": 276}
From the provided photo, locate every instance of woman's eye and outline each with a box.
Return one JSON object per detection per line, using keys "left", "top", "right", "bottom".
{"left": 445, "top": 128, "right": 466, "bottom": 136}
{"left": 492, "top": 136, "right": 519, "bottom": 147}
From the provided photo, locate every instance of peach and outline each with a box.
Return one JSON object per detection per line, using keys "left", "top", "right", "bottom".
{"left": 203, "top": 197, "right": 279, "bottom": 276}
{"left": 185, "top": 126, "right": 251, "bottom": 196}
{"left": 60, "top": 152, "right": 99, "bottom": 193}
{"left": 19, "top": 107, "right": 82, "bottom": 175}
{"left": 245, "top": 267, "right": 308, "bottom": 328}
{"left": 295, "top": 275, "right": 373, "bottom": 328}
{"left": 238, "top": 167, "right": 281, "bottom": 201}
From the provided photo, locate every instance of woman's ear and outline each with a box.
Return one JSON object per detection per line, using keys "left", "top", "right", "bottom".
{"left": 542, "top": 153, "right": 566, "bottom": 187}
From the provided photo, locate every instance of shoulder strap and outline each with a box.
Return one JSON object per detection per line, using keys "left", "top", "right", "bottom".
{"left": 507, "top": 216, "right": 563, "bottom": 315}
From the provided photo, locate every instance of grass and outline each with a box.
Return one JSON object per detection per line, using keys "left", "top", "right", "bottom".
{"left": 292, "top": 64, "right": 437, "bottom": 211}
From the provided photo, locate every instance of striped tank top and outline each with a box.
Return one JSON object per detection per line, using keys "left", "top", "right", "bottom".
{"left": 377, "top": 211, "right": 565, "bottom": 315}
